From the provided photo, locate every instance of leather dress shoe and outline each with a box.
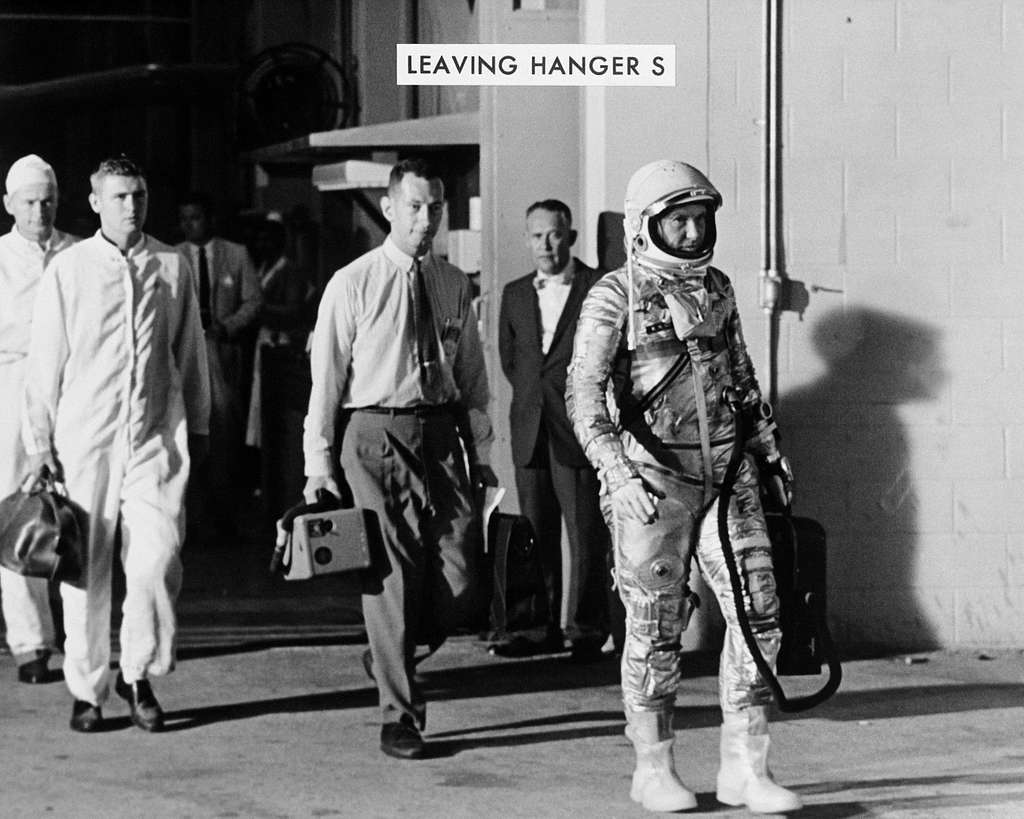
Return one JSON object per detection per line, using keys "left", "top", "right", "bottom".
{"left": 489, "top": 636, "right": 538, "bottom": 658}
{"left": 70, "top": 700, "right": 103, "bottom": 733}
{"left": 380, "top": 716, "right": 425, "bottom": 760}
{"left": 569, "top": 639, "right": 606, "bottom": 664}
{"left": 489, "top": 631, "right": 566, "bottom": 658}
{"left": 115, "top": 673, "right": 164, "bottom": 732}
{"left": 18, "top": 655, "right": 53, "bottom": 684}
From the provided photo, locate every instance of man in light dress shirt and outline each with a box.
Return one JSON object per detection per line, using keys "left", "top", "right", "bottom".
{"left": 303, "top": 158, "right": 495, "bottom": 760}
{"left": 496, "top": 200, "right": 610, "bottom": 661}
{"left": 177, "top": 192, "right": 262, "bottom": 545}
{"left": 0, "top": 154, "right": 78, "bottom": 685}
{"left": 23, "top": 156, "right": 209, "bottom": 733}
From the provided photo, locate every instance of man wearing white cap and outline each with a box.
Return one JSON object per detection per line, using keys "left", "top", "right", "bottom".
{"left": 0, "top": 154, "right": 78, "bottom": 684}
{"left": 22, "top": 156, "right": 209, "bottom": 733}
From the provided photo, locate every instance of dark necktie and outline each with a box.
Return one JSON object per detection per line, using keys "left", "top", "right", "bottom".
{"left": 413, "top": 260, "right": 441, "bottom": 398}
{"left": 198, "top": 245, "right": 212, "bottom": 330}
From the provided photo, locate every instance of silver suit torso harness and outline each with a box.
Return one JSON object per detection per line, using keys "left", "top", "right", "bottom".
{"left": 609, "top": 267, "right": 751, "bottom": 498}
{"left": 567, "top": 263, "right": 775, "bottom": 497}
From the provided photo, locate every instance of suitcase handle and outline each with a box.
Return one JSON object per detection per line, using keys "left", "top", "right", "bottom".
{"left": 278, "top": 489, "right": 343, "bottom": 533}
{"left": 269, "top": 490, "right": 344, "bottom": 575}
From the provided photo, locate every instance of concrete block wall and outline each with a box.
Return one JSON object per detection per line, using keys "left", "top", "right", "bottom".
{"left": 766, "top": 0, "right": 1024, "bottom": 649}
{"left": 579, "top": 0, "right": 1024, "bottom": 649}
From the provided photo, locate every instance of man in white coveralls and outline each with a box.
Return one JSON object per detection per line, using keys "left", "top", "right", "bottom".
{"left": 0, "top": 154, "right": 78, "bottom": 684}
{"left": 22, "top": 156, "right": 209, "bottom": 733}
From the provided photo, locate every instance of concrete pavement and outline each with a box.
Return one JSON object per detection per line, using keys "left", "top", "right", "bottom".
{"left": 3, "top": 531, "right": 1024, "bottom": 816}
{"left": 4, "top": 625, "right": 1024, "bottom": 816}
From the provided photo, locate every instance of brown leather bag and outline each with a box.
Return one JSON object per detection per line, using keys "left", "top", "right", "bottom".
{"left": 0, "top": 468, "right": 84, "bottom": 585}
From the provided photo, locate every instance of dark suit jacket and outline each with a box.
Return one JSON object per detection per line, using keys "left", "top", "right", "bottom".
{"left": 498, "top": 258, "right": 604, "bottom": 468}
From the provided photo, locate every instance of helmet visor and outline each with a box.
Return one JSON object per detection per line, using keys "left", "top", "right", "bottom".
{"left": 648, "top": 198, "right": 717, "bottom": 262}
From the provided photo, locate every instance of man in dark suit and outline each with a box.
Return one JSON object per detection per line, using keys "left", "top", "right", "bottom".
{"left": 496, "top": 199, "right": 610, "bottom": 661}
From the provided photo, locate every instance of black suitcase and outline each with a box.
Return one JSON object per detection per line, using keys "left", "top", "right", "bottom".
{"left": 486, "top": 512, "right": 550, "bottom": 640}
{"left": 766, "top": 513, "right": 828, "bottom": 676}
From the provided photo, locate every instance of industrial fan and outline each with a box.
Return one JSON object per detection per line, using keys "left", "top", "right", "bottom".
{"left": 237, "top": 42, "right": 357, "bottom": 148}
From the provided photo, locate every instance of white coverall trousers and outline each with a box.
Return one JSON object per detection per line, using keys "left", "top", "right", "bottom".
{"left": 0, "top": 357, "right": 56, "bottom": 661}
{"left": 60, "top": 418, "right": 188, "bottom": 706}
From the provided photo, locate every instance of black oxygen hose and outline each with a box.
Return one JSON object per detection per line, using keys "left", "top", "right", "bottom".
{"left": 716, "top": 398, "right": 842, "bottom": 713}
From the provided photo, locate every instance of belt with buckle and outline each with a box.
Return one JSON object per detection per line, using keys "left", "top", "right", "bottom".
{"left": 355, "top": 403, "right": 454, "bottom": 417}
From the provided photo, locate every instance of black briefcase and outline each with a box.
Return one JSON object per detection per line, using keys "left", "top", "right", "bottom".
{"left": 487, "top": 512, "right": 549, "bottom": 639}
{"left": 0, "top": 468, "right": 85, "bottom": 585}
{"left": 766, "top": 513, "right": 828, "bottom": 676}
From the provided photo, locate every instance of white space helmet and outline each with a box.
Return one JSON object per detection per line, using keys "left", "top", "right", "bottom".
{"left": 623, "top": 160, "right": 722, "bottom": 270}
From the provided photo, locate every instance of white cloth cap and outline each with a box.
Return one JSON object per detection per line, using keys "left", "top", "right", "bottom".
{"left": 5, "top": 154, "right": 57, "bottom": 195}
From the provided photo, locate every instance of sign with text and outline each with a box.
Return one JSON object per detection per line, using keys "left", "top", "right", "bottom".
{"left": 397, "top": 44, "right": 675, "bottom": 87}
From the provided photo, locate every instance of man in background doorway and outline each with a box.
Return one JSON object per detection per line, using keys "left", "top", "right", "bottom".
{"left": 177, "top": 192, "right": 262, "bottom": 546}
{"left": 495, "top": 199, "right": 610, "bottom": 662}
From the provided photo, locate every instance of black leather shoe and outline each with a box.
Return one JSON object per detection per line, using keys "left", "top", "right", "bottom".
{"left": 380, "top": 716, "right": 425, "bottom": 760}
{"left": 569, "top": 640, "right": 606, "bottom": 664}
{"left": 18, "top": 656, "right": 53, "bottom": 684}
{"left": 70, "top": 700, "right": 103, "bottom": 733}
{"left": 489, "top": 635, "right": 540, "bottom": 658}
{"left": 490, "top": 631, "right": 565, "bottom": 658}
{"left": 115, "top": 673, "right": 164, "bottom": 732}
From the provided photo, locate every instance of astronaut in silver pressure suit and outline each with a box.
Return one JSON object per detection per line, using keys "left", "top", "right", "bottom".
{"left": 566, "top": 160, "right": 801, "bottom": 814}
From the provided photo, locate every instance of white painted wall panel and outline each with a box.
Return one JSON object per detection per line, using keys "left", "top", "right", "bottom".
{"left": 478, "top": 0, "right": 1022, "bottom": 649}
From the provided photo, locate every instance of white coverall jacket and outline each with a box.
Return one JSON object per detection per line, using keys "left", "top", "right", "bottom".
{"left": 21, "top": 231, "right": 210, "bottom": 704}
{"left": 0, "top": 226, "right": 77, "bottom": 661}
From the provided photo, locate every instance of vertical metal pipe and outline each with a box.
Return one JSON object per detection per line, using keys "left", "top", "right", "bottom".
{"left": 769, "top": 0, "right": 783, "bottom": 276}
{"left": 760, "top": 0, "right": 773, "bottom": 281}
{"left": 760, "top": 0, "right": 783, "bottom": 405}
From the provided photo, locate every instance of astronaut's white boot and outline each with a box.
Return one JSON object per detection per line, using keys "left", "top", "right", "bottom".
{"left": 716, "top": 706, "right": 802, "bottom": 813}
{"left": 626, "top": 708, "right": 697, "bottom": 812}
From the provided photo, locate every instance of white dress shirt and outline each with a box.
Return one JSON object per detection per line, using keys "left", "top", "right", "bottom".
{"left": 534, "top": 268, "right": 574, "bottom": 354}
{"left": 303, "top": 237, "right": 493, "bottom": 477}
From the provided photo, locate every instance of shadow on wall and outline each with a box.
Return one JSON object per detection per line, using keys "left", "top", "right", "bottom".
{"left": 777, "top": 306, "right": 947, "bottom": 654}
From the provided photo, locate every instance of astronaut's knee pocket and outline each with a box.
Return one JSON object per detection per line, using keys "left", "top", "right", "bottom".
{"left": 736, "top": 543, "right": 779, "bottom": 622}
{"left": 619, "top": 575, "right": 697, "bottom": 642}
{"left": 644, "top": 647, "right": 682, "bottom": 697}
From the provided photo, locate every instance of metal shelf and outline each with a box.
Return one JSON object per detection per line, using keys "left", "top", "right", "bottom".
{"left": 243, "top": 111, "right": 479, "bottom": 167}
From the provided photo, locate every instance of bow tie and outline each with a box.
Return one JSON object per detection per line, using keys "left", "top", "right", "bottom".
{"left": 534, "top": 272, "right": 572, "bottom": 290}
